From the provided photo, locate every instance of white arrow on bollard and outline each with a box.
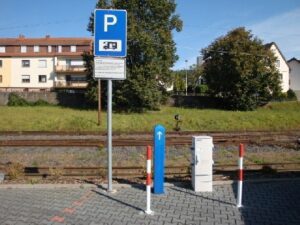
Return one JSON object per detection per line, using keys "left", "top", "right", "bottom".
{"left": 157, "top": 131, "right": 163, "bottom": 140}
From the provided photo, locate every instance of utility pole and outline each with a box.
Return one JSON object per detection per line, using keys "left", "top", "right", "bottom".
{"left": 185, "top": 60, "right": 188, "bottom": 96}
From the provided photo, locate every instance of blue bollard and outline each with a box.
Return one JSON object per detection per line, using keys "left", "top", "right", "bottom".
{"left": 153, "top": 124, "right": 166, "bottom": 194}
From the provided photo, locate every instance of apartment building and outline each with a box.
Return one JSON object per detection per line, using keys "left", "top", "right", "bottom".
{"left": 0, "top": 35, "right": 92, "bottom": 92}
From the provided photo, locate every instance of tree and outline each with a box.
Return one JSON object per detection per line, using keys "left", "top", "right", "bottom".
{"left": 202, "top": 27, "right": 282, "bottom": 110}
{"left": 187, "top": 64, "right": 204, "bottom": 94}
{"left": 172, "top": 65, "right": 203, "bottom": 95}
{"left": 85, "top": 0, "right": 182, "bottom": 112}
{"left": 171, "top": 70, "right": 185, "bottom": 94}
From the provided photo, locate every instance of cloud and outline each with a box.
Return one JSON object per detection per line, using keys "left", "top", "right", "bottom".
{"left": 250, "top": 7, "right": 300, "bottom": 60}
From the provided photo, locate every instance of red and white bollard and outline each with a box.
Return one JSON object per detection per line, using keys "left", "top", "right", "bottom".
{"left": 237, "top": 143, "right": 244, "bottom": 208}
{"left": 145, "top": 145, "right": 153, "bottom": 214}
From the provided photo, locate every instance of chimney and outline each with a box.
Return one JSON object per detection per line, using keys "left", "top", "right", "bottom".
{"left": 18, "top": 34, "right": 25, "bottom": 39}
{"left": 45, "top": 35, "right": 50, "bottom": 38}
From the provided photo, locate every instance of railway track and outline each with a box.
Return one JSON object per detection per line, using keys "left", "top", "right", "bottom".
{"left": 2, "top": 163, "right": 300, "bottom": 179}
{"left": 0, "top": 130, "right": 299, "bottom": 146}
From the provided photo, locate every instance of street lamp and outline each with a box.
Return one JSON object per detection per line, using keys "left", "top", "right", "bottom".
{"left": 185, "top": 60, "right": 188, "bottom": 96}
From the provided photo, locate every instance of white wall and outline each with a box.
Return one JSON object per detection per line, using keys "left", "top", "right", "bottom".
{"left": 10, "top": 57, "right": 54, "bottom": 88}
{"left": 289, "top": 60, "right": 300, "bottom": 91}
{"left": 270, "top": 45, "right": 290, "bottom": 92}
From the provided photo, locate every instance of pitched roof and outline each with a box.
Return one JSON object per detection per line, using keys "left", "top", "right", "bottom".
{"left": 264, "top": 42, "right": 273, "bottom": 49}
{"left": 0, "top": 36, "right": 92, "bottom": 46}
{"left": 288, "top": 57, "right": 300, "bottom": 63}
{"left": 0, "top": 52, "right": 87, "bottom": 57}
{"left": 0, "top": 36, "right": 92, "bottom": 57}
{"left": 264, "top": 42, "right": 289, "bottom": 67}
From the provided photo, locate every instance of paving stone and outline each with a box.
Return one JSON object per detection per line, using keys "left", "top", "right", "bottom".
{"left": 0, "top": 180, "right": 300, "bottom": 224}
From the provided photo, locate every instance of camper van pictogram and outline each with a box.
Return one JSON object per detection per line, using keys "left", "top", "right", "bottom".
{"left": 103, "top": 41, "right": 118, "bottom": 50}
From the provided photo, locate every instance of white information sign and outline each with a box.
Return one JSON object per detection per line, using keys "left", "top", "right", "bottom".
{"left": 94, "top": 57, "right": 126, "bottom": 80}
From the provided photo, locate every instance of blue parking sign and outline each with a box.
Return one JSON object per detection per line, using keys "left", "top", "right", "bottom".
{"left": 94, "top": 9, "right": 127, "bottom": 57}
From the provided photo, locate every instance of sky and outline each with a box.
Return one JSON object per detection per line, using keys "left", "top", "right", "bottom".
{"left": 0, "top": 0, "right": 299, "bottom": 70}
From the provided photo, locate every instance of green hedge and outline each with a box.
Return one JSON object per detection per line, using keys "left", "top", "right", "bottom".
{"left": 7, "top": 93, "right": 51, "bottom": 106}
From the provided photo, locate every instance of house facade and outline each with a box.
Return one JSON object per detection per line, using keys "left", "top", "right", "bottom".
{"left": 0, "top": 58, "right": 11, "bottom": 88}
{"left": 0, "top": 35, "right": 92, "bottom": 92}
{"left": 9, "top": 57, "right": 54, "bottom": 91}
{"left": 265, "top": 42, "right": 290, "bottom": 92}
{"left": 288, "top": 57, "right": 300, "bottom": 99}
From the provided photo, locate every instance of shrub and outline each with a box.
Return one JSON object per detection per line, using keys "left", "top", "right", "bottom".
{"left": 33, "top": 99, "right": 51, "bottom": 106}
{"left": 49, "top": 167, "right": 64, "bottom": 179}
{"left": 196, "top": 84, "right": 208, "bottom": 95}
{"left": 7, "top": 93, "right": 30, "bottom": 106}
{"left": 6, "top": 162, "right": 24, "bottom": 180}
{"left": 7, "top": 93, "right": 51, "bottom": 106}
{"left": 287, "top": 89, "right": 297, "bottom": 100}
{"left": 273, "top": 89, "right": 298, "bottom": 102}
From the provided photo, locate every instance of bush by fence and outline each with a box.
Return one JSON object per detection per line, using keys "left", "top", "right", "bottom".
{"left": 172, "top": 95, "right": 225, "bottom": 109}
{"left": 0, "top": 92, "right": 87, "bottom": 108}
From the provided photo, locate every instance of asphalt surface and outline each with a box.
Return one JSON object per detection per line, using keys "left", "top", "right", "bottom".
{"left": 0, "top": 179, "right": 299, "bottom": 225}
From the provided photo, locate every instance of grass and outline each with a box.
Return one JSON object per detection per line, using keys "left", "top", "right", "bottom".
{"left": 0, "top": 101, "right": 300, "bottom": 132}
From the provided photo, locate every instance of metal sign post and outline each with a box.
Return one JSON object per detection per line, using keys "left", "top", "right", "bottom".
{"left": 98, "top": 79, "right": 101, "bottom": 126}
{"left": 94, "top": 9, "right": 127, "bottom": 192}
{"left": 107, "top": 79, "right": 113, "bottom": 192}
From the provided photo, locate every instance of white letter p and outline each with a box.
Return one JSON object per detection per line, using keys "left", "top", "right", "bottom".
{"left": 104, "top": 14, "right": 117, "bottom": 32}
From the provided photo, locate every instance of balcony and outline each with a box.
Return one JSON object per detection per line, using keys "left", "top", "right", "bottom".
{"left": 55, "top": 65, "right": 86, "bottom": 73}
{"left": 54, "top": 81, "right": 88, "bottom": 89}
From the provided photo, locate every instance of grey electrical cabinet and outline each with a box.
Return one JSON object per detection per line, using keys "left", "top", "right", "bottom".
{"left": 191, "top": 136, "right": 213, "bottom": 192}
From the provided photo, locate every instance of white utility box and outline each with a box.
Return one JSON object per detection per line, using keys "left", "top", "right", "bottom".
{"left": 191, "top": 136, "right": 214, "bottom": 192}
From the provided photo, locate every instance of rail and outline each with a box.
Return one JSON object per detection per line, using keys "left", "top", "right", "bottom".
{"left": 0, "top": 134, "right": 298, "bottom": 147}
{"left": 1, "top": 163, "right": 300, "bottom": 179}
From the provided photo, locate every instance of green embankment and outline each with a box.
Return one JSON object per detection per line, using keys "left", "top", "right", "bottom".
{"left": 0, "top": 101, "right": 299, "bottom": 132}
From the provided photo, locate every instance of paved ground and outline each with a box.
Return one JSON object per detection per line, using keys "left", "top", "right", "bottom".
{"left": 0, "top": 180, "right": 299, "bottom": 225}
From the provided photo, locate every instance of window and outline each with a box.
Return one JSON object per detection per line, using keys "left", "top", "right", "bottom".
{"left": 70, "top": 45, "right": 76, "bottom": 52}
{"left": 22, "top": 75, "right": 30, "bottom": 83}
{"left": 48, "top": 46, "right": 52, "bottom": 53}
{"left": 0, "top": 60, "right": 2, "bottom": 67}
{"left": 200, "top": 77, "right": 205, "bottom": 85}
{"left": 21, "top": 46, "right": 27, "bottom": 53}
{"left": 0, "top": 46, "right": 5, "bottom": 53}
{"left": 0, "top": 75, "right": 2, "bottom": 83}
{"left": 70, "top": 60, "right": 84, "bottom": 66}
{"left": 58, "top": 45, "right": 62, "bottom": 53}
{"left": 38, "top": 60, "right": 47, "bottom": 68}
{"left": 34, "top": 45, "right": 39, "bottom": 52}
{"left": 68, "top": 76, "right": 86, "bottom": 81}
{"left": 276, "top": 60, "right": 280, "bottom": 68}
{"left": 38, "top": 75, "right": 47, "bottom": 83}
{"left": 22, "top": 60, "right": 30, "bottom": 67}
{"left": 279, "top": 74, "right": 283, "bottom": 80}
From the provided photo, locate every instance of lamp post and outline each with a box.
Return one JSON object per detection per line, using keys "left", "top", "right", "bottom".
{"left": 185, "top": 60, "right": 188, "bottom": 96}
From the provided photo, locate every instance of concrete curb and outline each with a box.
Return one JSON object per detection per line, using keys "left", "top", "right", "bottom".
{"left": 1, "top": 178, "right": 299, "bottom": 189}
{"left": 0, "top": 183, "right": 98, "bottom": 189}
